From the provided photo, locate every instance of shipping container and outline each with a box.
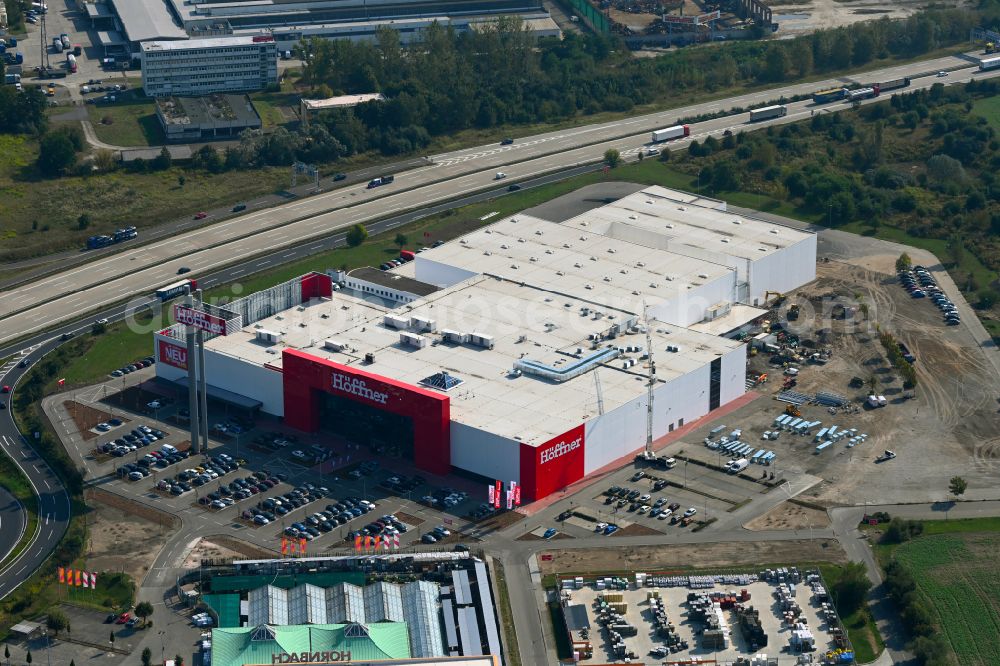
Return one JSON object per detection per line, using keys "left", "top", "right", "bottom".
{"left": 650, "top": 125, "right": 689, "bottom": 142}
{"left": 748, "top": 105, "right": 787, "bottom": 122}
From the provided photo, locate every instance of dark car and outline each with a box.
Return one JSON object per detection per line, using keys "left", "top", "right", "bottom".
{"left": 333, "top": 173, "right": 347, "bottom": 181}
{"left": 501, "top": 138, "right": 514, "bottom": 145}
{"left": 232, "top": 203, "right": 247, "bottom": 212}
{"left": 507, "top": 184, "right": 521, "bottom": 192}
{"left": 177, "top": 267, "right": 191, "bottom": 274}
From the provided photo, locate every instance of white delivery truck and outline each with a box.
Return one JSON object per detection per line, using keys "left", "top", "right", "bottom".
{"left": 650, "top": 125, "right": 689, "bottom": 142}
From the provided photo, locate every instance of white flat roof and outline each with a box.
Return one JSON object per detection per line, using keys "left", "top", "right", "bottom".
{"left": 565, "top": 185, "right": 814, "bottom": 261}
{"left": 413, "top": 213, "right": 734, "bottom": 305}
{"left": 302, "top": 94, "right": 385, "bottom": 110}
{"left": 141, "top": 35, "right": 273, "bottom": 51}
{"left": 207, "top": 275, "right": 740, "bottom": 445}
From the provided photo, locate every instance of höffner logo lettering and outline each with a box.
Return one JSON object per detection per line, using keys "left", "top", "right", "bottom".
{"left": 540, "top": 436, "right": 582, "bottom": 464}
{"left": 331, "top": 373, "right": 389, "bottom": 404}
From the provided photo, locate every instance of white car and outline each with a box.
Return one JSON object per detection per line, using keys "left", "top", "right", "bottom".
{"left": 683, "top": 507, "right": 697, "bottom": 518}
{"left": 95, "top": 318, "right": 108, "bottom": 325}
{"left": 638, "top": 505, "right": 650, "bottom": 514}
{"left": 937, "top": 70, "right": 948, "bottom": 77}
{"left": 147, "top": 400, "right": 161, "bottom": 409}
{"left": 494, "top": 172, "right": 507, "bottom": 180}
{"left": 95, "top": 422, "right": 111, "bottom": 431}
{"left": 595, "top": 522, "right": 608, "bottom": 531}
{"left": 435, "top": 526, "right": 451, "bottom": 536}
{"left": 658, "top": 509, "right": 673, "bottom": 520}
{"left": 291, "top": 450, "right": 307, "bottom": 459}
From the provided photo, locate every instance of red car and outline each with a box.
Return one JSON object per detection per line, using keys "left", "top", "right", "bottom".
{"left": 194, "top": 212, "right": 208, "bottom": 220}
{"left": 1, "top": 386, "right": 9, "bottom": 393}
{"left": 116, "top": 612, "right": 130, "bottom": 624}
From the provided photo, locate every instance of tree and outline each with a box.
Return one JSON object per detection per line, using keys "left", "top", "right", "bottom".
{"left": 346, "top": 224, "right": 368, "bottom": 247}
{"left": 895, "top": 252, "right": 912, "bottom": 272}
{"left": 830, "top": 561, "right": 872, "bottom": 616}
{"left": 603, "top": 148, "right": 621, "bottom": 168}
{"left": 141, "top": 648, "right": 152, "bottom": 666}
{"left": 394, "top": 233, "right": 408, "bottom": 250}
{"left": 46, "top": 609, "right": 68, "bottom": 636}
{"left": 174, "top": 655, "right": 184, "bottom": 666}
{"left": 37, "top": 131, "right": 78, "bottom": 176}
{"left": 763, "top": 46, "right": 790, "bottom": 82}
{"left": 178, "top": 175, "right": 186, "bottom": 188}
{"left": 77, "top": 213, "right": 91, "bottom": 231}
{"left": 134, "top": 601, "right": 154, "bottom": 627}
{"left": 865, "top": 375, "right": 879, "bottom": 395}
{"left": 949, "top": 476, "right": 967, "bottom": 498}
{"left": 152, "top": 147, "right": 172, "bottom": 171}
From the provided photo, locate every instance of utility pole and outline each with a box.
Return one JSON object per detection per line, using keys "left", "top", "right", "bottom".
{"left": 644, "top": 304, "right": 656, "bottom": 457}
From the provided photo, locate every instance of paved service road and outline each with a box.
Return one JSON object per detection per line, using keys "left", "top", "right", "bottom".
{"left": 0, "top": 54, "right": 985, "bottom": 345}
{"left": 0, "top": 347, "right": 72, "bottom": 600}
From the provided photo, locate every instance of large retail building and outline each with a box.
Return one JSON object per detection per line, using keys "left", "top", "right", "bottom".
{"left": 154, "top": 186, "right": 815, "bottom": 502}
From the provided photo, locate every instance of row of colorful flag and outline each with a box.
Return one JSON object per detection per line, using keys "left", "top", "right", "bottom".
{"left": 281, "top": 537, "right": 308, "bottom": 556}
{"left": 354, "top": 533, "right": 400, "bottom": 551}
{"left": 58, "top": 568, "right": 98, "bottom": 589}
{"left": 488, "top": 480, "right": 521, "bottom": 510}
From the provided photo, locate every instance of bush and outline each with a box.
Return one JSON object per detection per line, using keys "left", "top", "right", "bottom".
{"left": 882, "top": 517, "right": 924, "bottom": 544}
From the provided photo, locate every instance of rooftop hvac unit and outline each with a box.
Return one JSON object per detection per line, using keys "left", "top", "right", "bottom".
{"left": 364, "top": 353, "right": 375, "bottom": 364}
{"left": 469, "top": 333, "right": 494, "bottom": 350}
{"left": 441, "top": 329, "right": 468, "bottom": 344}
{"left": 323, "top": 339, "right": 348, "bottom": 352}
{"left": 706, "top": 302, "right": 733, "bottom": 321}
{"left": 400, "top": 332, "right": 428, "bottom": 348}
{"left": 384, "top": 314, "right": 409, "bottom": 329}
{"left": 410, "top": 316, "right": 437, "bottom": 332}
{"left": 256, "top": 329, "right": 282, "bottom": 344}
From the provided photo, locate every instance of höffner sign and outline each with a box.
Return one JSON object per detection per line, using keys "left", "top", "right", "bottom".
{"left": 331, "top": 373, "right": 389, "bottom": 405}
{"left": 173, "top": 305, "right": 230, "bottom": 336}
{"left": 540, "top": 435, "right": 582, "bottom": 464}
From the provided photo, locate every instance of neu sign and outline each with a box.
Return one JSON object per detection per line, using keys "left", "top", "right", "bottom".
{"left": 331, "top": 373, "right": 389, "bottom": 405}
{"left": 158, "top": 339, "right": 188, "bottom": 370}
{"left": 271, "top": 651, "right": 352, "bottom": 663}
{"left": 173, "top": 305, "right": 230, "bottom": 336}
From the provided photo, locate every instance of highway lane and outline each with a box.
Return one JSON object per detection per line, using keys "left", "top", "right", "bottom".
{"left": 0, "top": 347, "right": 72, "bottom": 600}
{"left": 0, "top": 53, "right": 979, "bottom": 344}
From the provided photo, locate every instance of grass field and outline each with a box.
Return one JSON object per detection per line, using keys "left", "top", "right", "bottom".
{"left": 86, "top": 97, "right": 164, "bottom": 147}
{"left": 972, "top": 95, "right": 1000, "bottom": 132}
{"left": 892, "top": 532, "right": 1000, "bottom": 666}
{"left": 0, "top": 452, "right": 39, "bottom": 571}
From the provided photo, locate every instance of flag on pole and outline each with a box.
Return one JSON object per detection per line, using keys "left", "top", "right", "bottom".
{"left": 513, "top": 482, "right": 522, "bottom": 506}
{"left": 299, "top": 538, "right": 307, "bottom": 555}
{"left": 281, "top": 538, "right": 288, "bottom": 555}
{"left": 65, "top": 568, "right": 74, "bottom": 586}
{"left": 82, "top": 571, "right": 89, "bottom": 589}
{"left": 57, "top": 378, "right": 66, "bottom": 386}
{"left": 383, "top": 536, "right": 390, "bottom": 551}
{"left": 487, "top": 484, "right": 495, "bottom": 506}
{"left": 75, "top": 570, "right": 82, "bottom": 586}
{"left": 374, "top": 536, "right": 381, "bottom": 551}
{"left": 354, "top": 535, "right": 362, "bottom": 551}
{"left": 494, "top": 480, "right": 502, "bottom": 509}
{"left": 91, "top": 572, "right": 98, "bottom": 591}
{"left": 506, "top": 489, "right": 513, "bottom": 510}
{"left": 58, "top": 567, "right": 65, "bottom": 583}
{"left": 393, "top": 533, "right": 400, "bottom": 549}
{"left": 365, "top": 536, "right": 372, "bottom": 550}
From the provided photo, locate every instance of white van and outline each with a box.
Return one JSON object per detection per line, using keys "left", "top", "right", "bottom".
{"left": 494, "top": 172, "right": 506, "bottom": 180}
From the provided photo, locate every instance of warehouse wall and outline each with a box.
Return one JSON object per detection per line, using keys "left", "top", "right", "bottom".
{"left": 583, "top": 363, "right": 712, "bottom": 473}
{"left": 647, "top": 271, "right": 737, "bottom": 327}
{"left": 720, "top": 343, "right": 748, "bottom": 406}
{"left": 747, "top": 235, "right": 817, "bottom": 305}
{"left": 203, "top": 350, "right": 285, "bottom": 415}
{"left": 450, "top": 421, "right": 520, "bottom": 482}
{"left": 413, "top": 257, "right": 478, "bottom": 288}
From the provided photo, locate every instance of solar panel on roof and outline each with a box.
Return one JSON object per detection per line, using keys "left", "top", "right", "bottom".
{"left": 420, "top": 371, "right": 465, "bottom": 391}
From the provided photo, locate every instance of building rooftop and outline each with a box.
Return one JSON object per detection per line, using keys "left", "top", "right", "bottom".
{"left": 108, "top": 0, "right": 188, "bottom": 42}
{"left": 349, "top": 267, "right": 440, "bottom": 297}
{"left": 155, "top": 94, "right": 261, "bottom": 126}
{"left": 141, "top": 34, "right": 274, "bottom": 52}
{"left": 302, "top": 94, "right": 386, "bottom": 111}
{"left": 205, "top": 272, "right": 740, "bottom": 446}
{"left": 566, "top": 185, "right": 814, "bottom": 262}
{"left": 211, "top": 623, "right": 411, "bottom": 666}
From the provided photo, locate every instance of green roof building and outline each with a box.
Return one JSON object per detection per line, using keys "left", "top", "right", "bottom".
{"left": 211, "top": 622, "right": 411, "bottom": 666}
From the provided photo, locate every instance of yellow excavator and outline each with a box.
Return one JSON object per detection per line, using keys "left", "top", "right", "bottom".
{"left": 784, "top": 404, "right": 801, "bottom": 417}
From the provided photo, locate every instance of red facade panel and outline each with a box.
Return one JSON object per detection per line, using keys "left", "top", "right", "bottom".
{"left": 519, "top": 424, "right": 585, "bottom": 502}
{"left": 300, "top": 272, "right": 333, "bottom": 303}
{"left": 282, "top": 349, "right": 451, "bottom": 475}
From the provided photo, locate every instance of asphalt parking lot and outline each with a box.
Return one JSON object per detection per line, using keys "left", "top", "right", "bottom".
{"left": 57, "top": 378, "right": 496, "bottom": 554}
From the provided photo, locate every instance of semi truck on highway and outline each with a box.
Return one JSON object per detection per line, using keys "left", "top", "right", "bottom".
{"left": 748, "top": 105, "right": 787, "bottom": 122}
{"left": 650, "top": 125, "right": 690, "bottom": 142}
{"left": 367, "top": 175, "right": 395, "bottom": 189}
{"left": 847, "top": 86, "right": 880, "bottom": 102}
{"left": 156, "top": 278, "right": 197, "bottom": 301}
{"left": 980, "top": 56, "right": 1000, "bottom": 71}
{"left": 876, "top": 77, "right": 910, "bottom": 92}
{"left": 812, "top": 88, "right": 848, "bottom": 104}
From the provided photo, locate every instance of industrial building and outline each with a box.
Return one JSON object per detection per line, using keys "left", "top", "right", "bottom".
{"left": 154, "top": 94, "right": 263, "bottom": 142}
{"left": 198, "top": 554, "right": 503, "bottom": 665}
{"left": 154, "top": 186, "right": 816, "bottom": 502}
{"left": 141, "top": 35, "right": 278, "bottom": 97}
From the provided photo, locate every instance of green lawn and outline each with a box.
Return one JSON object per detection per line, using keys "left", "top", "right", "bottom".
{"left": 0, "top": 452, "right": 40, "bottom": 571}
{"left": 972, "top": 95, "right": 1000, "bottom": 132}
{"left": 891, "top": 532, "right": 1000, "bottom": 666}
{"left": 818, "top": 564, "right": 884, "bottom": 663}
{"left": 86, "top": 96, "right": 164, "bottom": 147}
